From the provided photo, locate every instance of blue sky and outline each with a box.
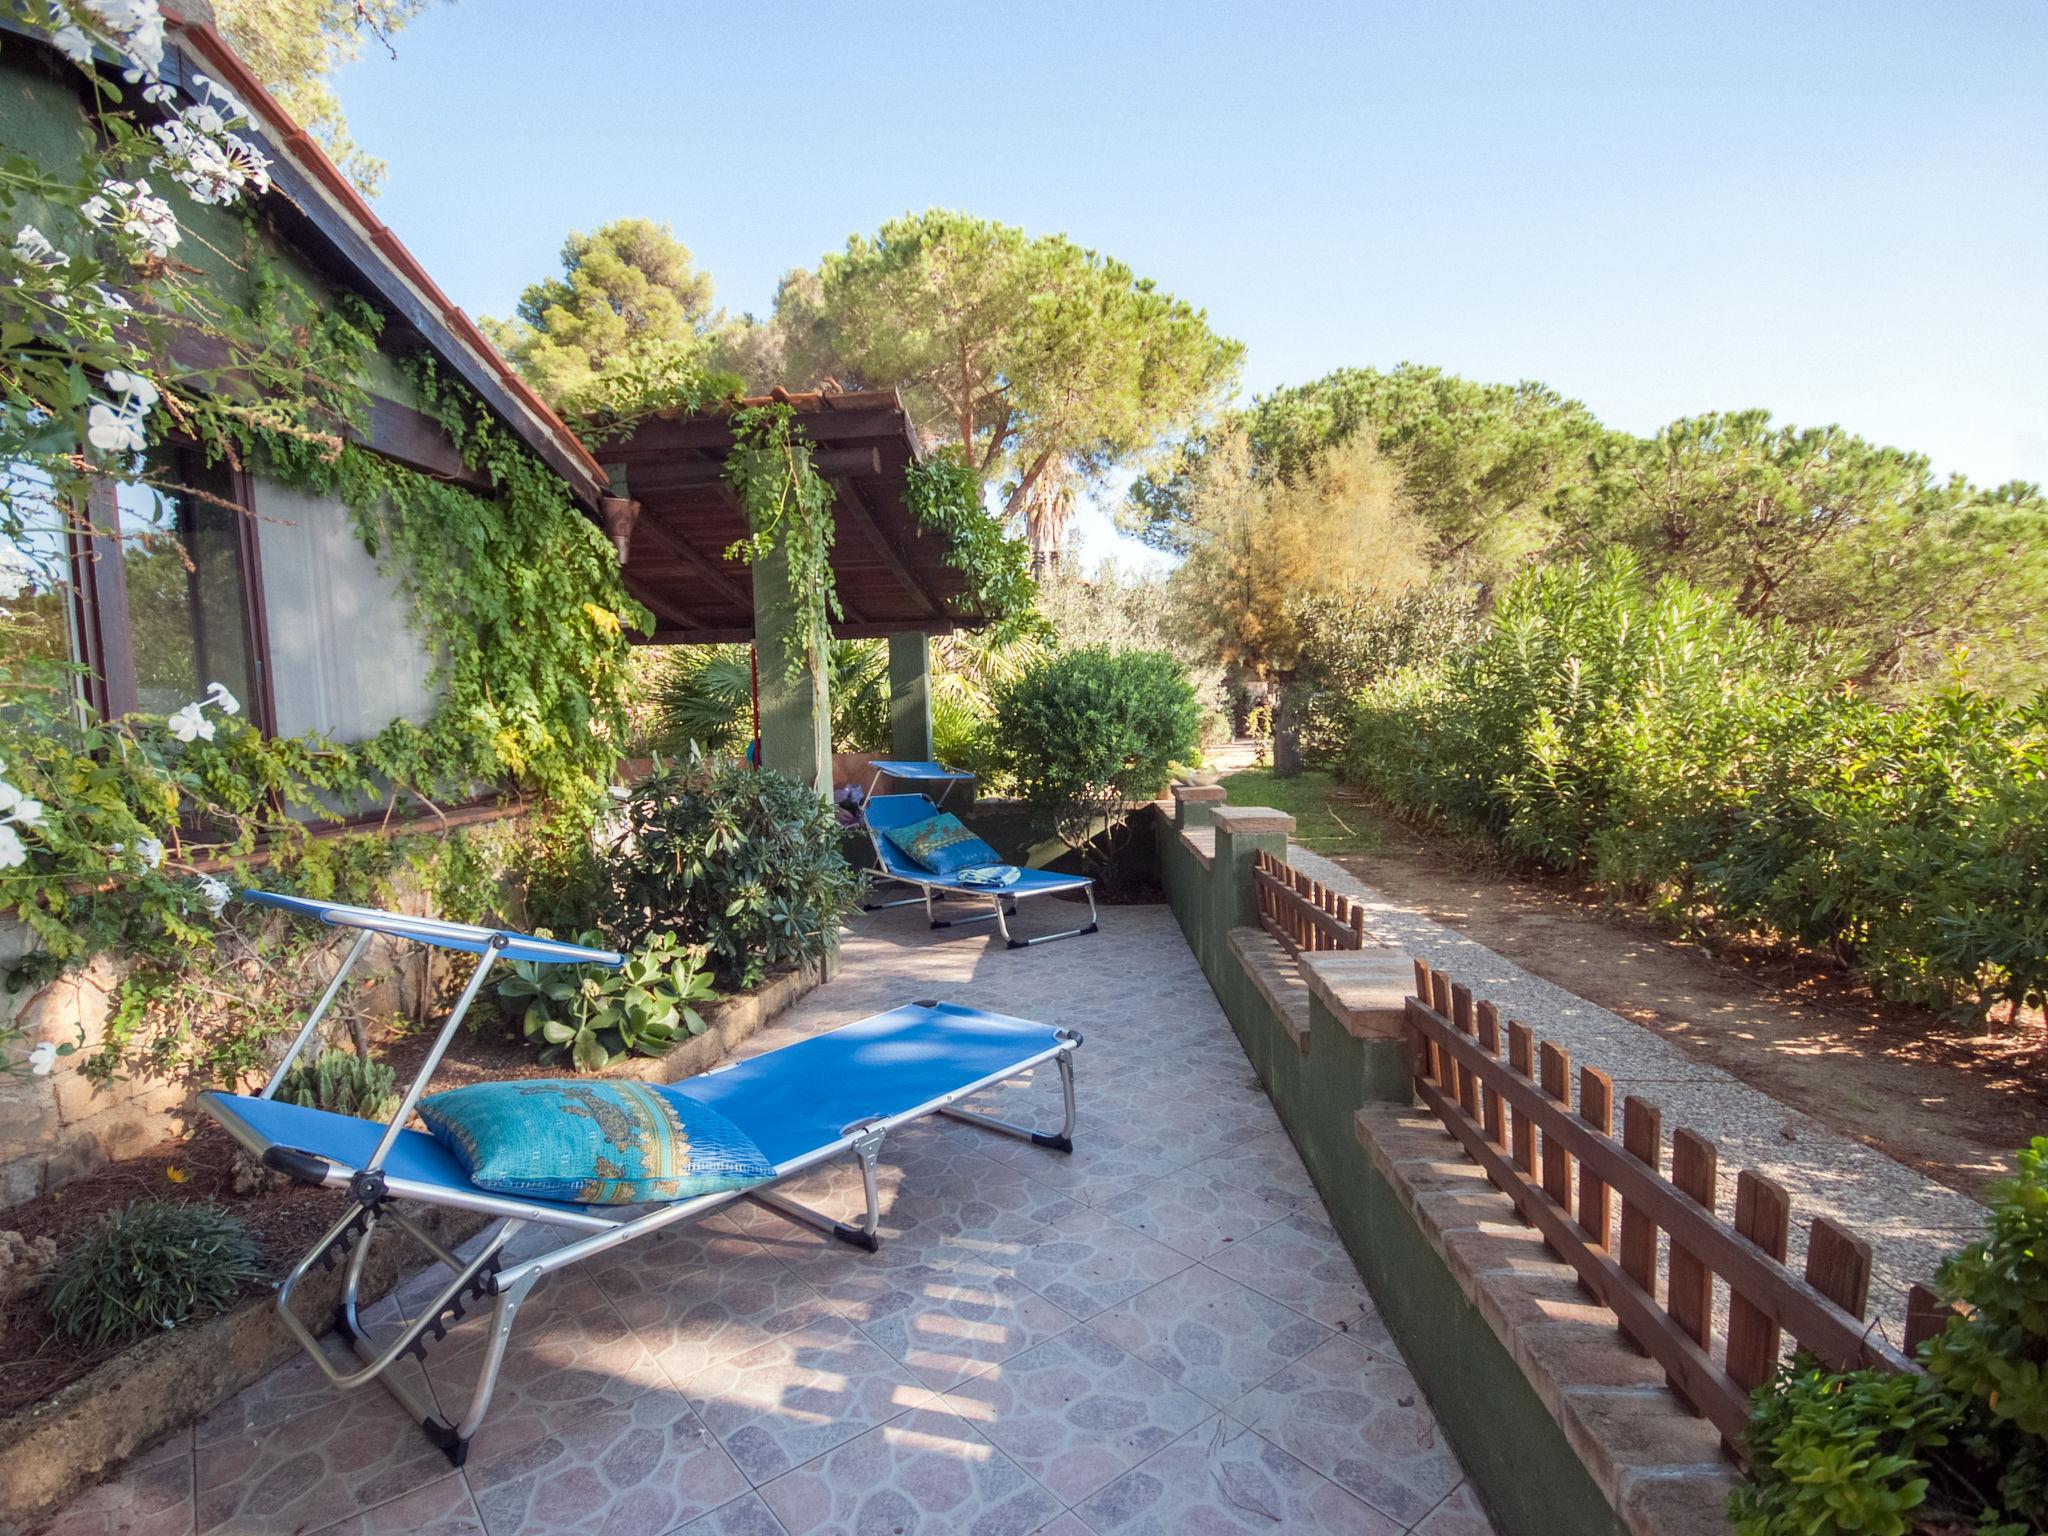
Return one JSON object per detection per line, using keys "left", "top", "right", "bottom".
{"left": 336, "top": 1, "right": 2047, "bottom": 568}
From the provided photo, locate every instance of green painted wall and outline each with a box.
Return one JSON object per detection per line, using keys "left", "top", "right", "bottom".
{"left": 1154, "top": 811, "right": 1627, "bottom": 1536}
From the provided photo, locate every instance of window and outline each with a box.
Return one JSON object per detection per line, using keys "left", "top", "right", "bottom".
{"left": 2, "top": 445, "right": 272, "bottom": 730}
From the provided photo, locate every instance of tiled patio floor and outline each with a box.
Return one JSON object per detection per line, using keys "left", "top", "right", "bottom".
{"left": 37, "top": 902, "right": 1493, "bottom": 1536}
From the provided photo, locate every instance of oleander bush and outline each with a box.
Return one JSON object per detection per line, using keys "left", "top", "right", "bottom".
{"left": 595, "top": 758, "right": 863, "bottom": 989}
{"left": 1336, "top": 553, "right": 2048, "bottom": 1017}
{"left": 1733, "top": 1138, "right": 2048, "bottom": 1535}
{"left": 45, "top": 1200, "right": 265, "bottom": 1347}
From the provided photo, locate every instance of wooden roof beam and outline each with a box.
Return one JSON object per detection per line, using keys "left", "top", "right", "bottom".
{"left": 835, "top": 477, "right": 944, "bottom": 621}
{"left": 631, "top": 514, "right": 753, "bottom": 611}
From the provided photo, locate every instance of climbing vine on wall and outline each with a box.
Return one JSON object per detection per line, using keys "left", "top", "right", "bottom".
{"left": 906, "top": 448, "right": 1039, "bottom": 642}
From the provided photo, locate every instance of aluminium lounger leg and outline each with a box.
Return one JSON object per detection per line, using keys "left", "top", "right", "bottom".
{"left": 1002, "top": 886, "right": 1102, "bottom": 949}
{"left": 431, "top": 1269, "right": 538, "bottom": 1467}
{"left": 939, "top": 1034, "right": 1081, "bottom": 1153}
{"left": 746, "top": 1123, "right": 887, "bottom": 1252}
{"left": 931, "top": 891, "right": 1010, "bottom": 930}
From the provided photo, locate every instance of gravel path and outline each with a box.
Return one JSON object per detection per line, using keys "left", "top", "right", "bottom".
{"left": 1288, "top": 844, "right": 1986, "bottom": 1343}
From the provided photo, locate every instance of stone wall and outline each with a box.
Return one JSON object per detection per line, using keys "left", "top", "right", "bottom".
{"left": 0, "top": 913, "right": 434, "bottom": 1209}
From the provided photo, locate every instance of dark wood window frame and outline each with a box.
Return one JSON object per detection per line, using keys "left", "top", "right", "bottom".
{"left": 68, "top": 457, "right": 279, "bottom": 735}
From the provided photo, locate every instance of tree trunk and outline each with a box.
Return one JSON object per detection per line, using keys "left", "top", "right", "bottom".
{"left": 1271, "top": 672, "right": 1304, "bottom": 777}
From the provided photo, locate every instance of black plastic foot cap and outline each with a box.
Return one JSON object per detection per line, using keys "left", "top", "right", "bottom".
{"left": 1083, "top": 922, "right": 1100, "bottom": 935}
{"left": 833, "top": 1222, "right": 881, "bottom": 1252}
{"left": 1032, "top": 1131, "right": 1075, "bottom": 1154}
{"left": 421, "top": 1416, "right": 469, "bottom": 1467}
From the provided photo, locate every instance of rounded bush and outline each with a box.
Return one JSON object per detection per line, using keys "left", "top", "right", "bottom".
{"left": 46, "top": 1200, "right": 264, "bottom": 1347}
{"left": 995, "top": 647, "right": 1201, "bottom": 854}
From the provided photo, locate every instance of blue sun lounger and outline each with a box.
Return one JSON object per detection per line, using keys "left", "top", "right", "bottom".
{"left": 861, "top": 792, "right": 1099, "bottom": 948}
{"left": 199, "top": 890, "right": 1080, "bottom": 1467}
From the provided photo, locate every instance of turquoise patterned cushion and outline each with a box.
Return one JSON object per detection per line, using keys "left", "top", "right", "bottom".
{"left": 416, "top": 1080, "right": 774, "bottom": 1205}
{"left": 882, "top": 812, "right": 1001, "bottom": 876}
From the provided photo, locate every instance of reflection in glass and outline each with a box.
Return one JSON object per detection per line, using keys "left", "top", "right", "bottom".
{"left": 2, "top": 462, "right": 84, "bottom": 687}
{"left": 116, "top": 452, "right": 254, "bottom": 717}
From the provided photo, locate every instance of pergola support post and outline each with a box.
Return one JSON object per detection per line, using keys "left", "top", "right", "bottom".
{"left": 751, "top": 545, "right": 832, "bottom": 794}
{"left": 887, "top": 631, "right": 934, "bottom": 762}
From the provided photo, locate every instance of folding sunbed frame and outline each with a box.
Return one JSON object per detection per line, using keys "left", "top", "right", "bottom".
{"left": 860, "top": 792, "right": 1100, "bottom": 948}
{"left": 199, "top": 890, "right": 1081, "bottom": 1466}
{"left": 864, "top": 758, "right": 975, "bottom": 808}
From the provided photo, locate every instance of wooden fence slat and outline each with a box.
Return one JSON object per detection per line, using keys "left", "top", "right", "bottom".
{"left": 1428, "top": 970, "right": 1453, "bottom": 1085}
{"left": 1507, "top": 1021, "right": 1535, "bottom": 1175}
{"left": 1451, "top": 984, "right": 1478, "bottom": 1119}
{"left": 1578, "top": 1067, "right": 1613, "bottom": 1250}
{"left": 1618, "top": 1096, "right": 1662, "bottom": 1352}
{"left": 1475, "top": 1000, "right": 1504, "bottom": 1147}
{"left": 1804, "top": 1217, "right": 1872, "bottom": 1321}
{"left": 1668, "top": 1128, "right": 1718, "bottom": 1357}
{"left": 1903, "top": 1283, "right": 1957, "bottom": 1356}
{"left": 1728, "top": 1172, "right": 1793, "bottom": 1392}
{"left": 1537, "top": 1040, "right": 1573, "bottom": 1212}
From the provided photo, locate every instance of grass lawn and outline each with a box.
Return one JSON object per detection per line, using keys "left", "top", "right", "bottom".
{"left": 1215, "top": 767, "right": 1380, "bottom": 854}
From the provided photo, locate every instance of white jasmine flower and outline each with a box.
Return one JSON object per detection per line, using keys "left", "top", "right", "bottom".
{"left": 93, "top": 284, "right": 134, "bottom": 312}
{"left": 0, "top": 825, "right": 24, "bottom": 870}
{"left": 87, "top": 401, "right": 146, "bottom": 454}
{"left": 141, "top": 80, "right": 174, "bottom": 105}
{"left": 5, "top": 798, "right": 42, "bottom": 828}
{"left": 190, "top": 73, "right": 250, "bottom": 123}
{"left": 47, "top": 9, "right": 93, "bottom": 66}
{"left": 12, "top": 225, "right": 65, "bottom": 268}
{"left": 0, "top": 781, "right": 19, "bottom": 815}
{"left": 103, "top": 370, "right": 158, "bottom": 408}
{"left": 166, "top": 701, "right": 213, "bottom": 742}
{"left": 135, "top": 835, "right": 164, "bottom": 868}
{"left": 194, "top": 874, "right": 231, "bottom": 915}
{"left": 203, "top": 681, "right": 240, "bottom": 716}
{"left": 27, "top": 1041, "right": 58, "bottom": 1076}
{"left": 120, "top": 184, "right": 179, "bottom": 256}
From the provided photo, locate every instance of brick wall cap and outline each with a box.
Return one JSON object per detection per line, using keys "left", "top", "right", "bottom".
{"left": 1301, "top": 948, "right": 1412, "bottom": 1038}
{"left": 1210, "top": 805, "right": 1296, "bottom": 836}
{"left": 1169, "top": 782, "right": 1228, "bottom": 804}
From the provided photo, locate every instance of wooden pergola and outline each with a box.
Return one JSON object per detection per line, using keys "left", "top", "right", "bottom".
{"left": 598, "top": 389, "right": 995, "bottom": 645}
{"left": 594, "top": 389, "right": 991, "bottom": 788}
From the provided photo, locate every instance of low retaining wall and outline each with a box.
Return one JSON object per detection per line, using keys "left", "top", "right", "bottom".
{"left": 1155, "top": 784, "right": 1736, "bottom": 1536}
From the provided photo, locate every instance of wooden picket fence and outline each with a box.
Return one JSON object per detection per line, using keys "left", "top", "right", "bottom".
{"left": 1253, "top": 848, "right": 1367, "bottom": 957}
{"left": 1404, "top": 957, "right": 1951, "bottom": 1450}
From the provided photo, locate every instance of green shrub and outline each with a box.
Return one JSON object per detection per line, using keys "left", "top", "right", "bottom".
{"left": 596, "top": 759, "right": 863, "bottom": 989}
{"left": 994, "top": 647, "right": 1200, "bottom": 870}
{"left": 275, "top": 1047, "right": 400, "bottom": 1121}
{"left": 1336, "top": 554, "right": 2048, "bottom": 1016}
{"left": 496, "top": 930, "right": 716, "bottom": 1072}
{"left": 46, "top": 1200, "right": 264, "bottom": 1347}
{"left": 1733, "top": 1138, "right": 2048, "bottom": 1535}
{"left": 1291, "top": 587, "right": 1481, "bottom": 766}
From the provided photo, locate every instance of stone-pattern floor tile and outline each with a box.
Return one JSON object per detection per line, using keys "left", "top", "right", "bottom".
{"left": 755, "top": 1404, "right": 1063, "bottom": 1535}
{"left": 1229, "top": 1335, "right": 1464, "bottom": 1526}
{"left": 1096, "top": 1161, "right": 1295, "bottom": 1260}
{"left": 1092, "top": 1265, "right": 1328, "bottom": 1408}
{"left": 593, "top": 1227, "right": 841, "bottom": 1382}
{"left": 195, "top": 1383, "right": 454, "bottom": 1536}
{"left": 306, "top": 1472, "right": 484, "bottom": 1536}
{"left": 38, "top": 901, "right": 1488, "bottom": 1536}
{"left": 1412, "top": 1481, "right": 1500, "bottom": 1535}
{"left": 1206, "top": 1210, "right": 1386, "bottom": 1340}
{"left": 424, "top": 1290, "right": 671, "bottom": 1464}
{"left": 1075, "top": 1415, "right": 1401, "bottom": 1535}
{"left": 818, "top": 1241, "right": 1079, "bottom": 1393}
{"left": 464, "top": 1385, "right": 748, "bottom": 1536}
{"left": 938, "top": 1325, "right": 1209, "bottom": 1505}
{"left": 1005, "top": 1207, "right": 1196, "bottom": 1321}
{"left": 1184, "top": 1129, "right": 1320, "bottom": 1210}
{"left": 32, "top": 1431, "right": 192, "bottom": 1536}
{"left": 676, "top": 1315, "right": 933, "bottom": 1485}
{"left": 664, "top": 1493, "right": 790, "bottom": 1536}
